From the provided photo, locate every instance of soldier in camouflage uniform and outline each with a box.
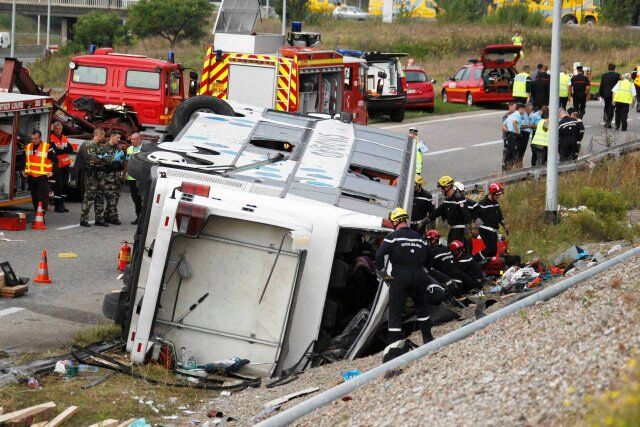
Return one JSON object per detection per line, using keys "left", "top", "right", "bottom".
{"left": 80, "top": 128, "right": 109, "bottom": 227}
{"left": 103, "top": 133, "right": 125, "bottom": 225}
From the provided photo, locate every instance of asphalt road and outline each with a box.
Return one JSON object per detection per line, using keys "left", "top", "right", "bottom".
{"left": 373, "top": 99, "right": 640, "bottom": 187}
{"left": 1, "top": 98, "right": 638, "bottom": 355}
{"left": 0, "top": 47, "right": 43, "bottom": 66}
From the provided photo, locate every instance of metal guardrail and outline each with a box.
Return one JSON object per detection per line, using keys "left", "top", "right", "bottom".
{"left": 432, "top": 138, "right": 640, "bottom": 204}
{"left": 0, "top": 0, "right": 138, "bottom": 9}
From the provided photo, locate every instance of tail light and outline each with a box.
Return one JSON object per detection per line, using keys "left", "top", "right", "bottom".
{"left": 179, "top": 182, "right": 210, "bottom": 197}
{"left": 176, "top": 201, "right": 207, "bottom": 236}
{"left": 400, "top": 76, "right": 407, "bottom": 94}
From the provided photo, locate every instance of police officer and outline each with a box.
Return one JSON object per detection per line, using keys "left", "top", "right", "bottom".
{"left": 559, "top": 64, "right": 572, "bottom": 109}
{"left": 599, "top": 63, "right": 620, "bottom": 128}
{"left": 501, "top": 102, "right": 516, "bottom": 172}
{"left": 409, "top": 127, "right": 427, "bottom": 178}
{"left": 512, "top": 65, "right": 531, "bottom": 105}
{"left": 501, "top": 103, "right": 525, "bottom": 170}
{"left": 518, "top": 103, "right": 534, "bottom": 169}
{"left": 473, "top": 182, "right": 508, "bottom": 264}
{"left": 80, "top": 128, "right": 108, "bottom": 227}
{"left": 411, "top": 175, "right": 433, "bottom": 234}
{"left": 429, "top": 176, "right": 470, "bottom": 244}
{"left": 23, "top": 130, "right": 56, "bottom": 212}
{"left": 375, "top": 208, "right": 434, "bottom": 346}
{"left": 612, "top": 73, "right": 637, "bottom": 132}
{"left": 126, "top": 132, "right": 143, "bottom": 224}
{"left": 103, "top": 133, "right": 125, "bottom": 225}
{"left": 570, "top": 66, "right": 591, "bottom": 118}
{"left": 50, "top": 122, "right": 74, "bottom": 213}
{"left": 530, "top": 112, "right": 549, "bottom": 166}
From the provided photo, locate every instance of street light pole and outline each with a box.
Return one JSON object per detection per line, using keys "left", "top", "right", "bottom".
{"left": 281, "top": 0, "right": 287, "bottom": 35}
{"left": 10, "top": 0, "right": 16, "bottom": 57}
{"left": 545, "top": 0, "right": 562, "bottom": 222}
{"left": 46, "top": 0, "right": 51, "bottom": 49}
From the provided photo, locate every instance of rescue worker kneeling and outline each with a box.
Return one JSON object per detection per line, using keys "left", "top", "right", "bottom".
{"left": 424, "top": 229, "right": 479, "bottom": 297}
{"left": 375, "top": 208, "right": 435, "bottom": 355}
{"left": 450, "top": 240, "right": 484, "bottom": 289}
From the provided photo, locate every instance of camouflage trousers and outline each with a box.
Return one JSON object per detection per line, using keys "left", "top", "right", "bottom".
{"left": 80, "top": 172, "right": 106, "bottom": 222}
{"left": 104, "top": 172, "right": 121, "bottom": 222}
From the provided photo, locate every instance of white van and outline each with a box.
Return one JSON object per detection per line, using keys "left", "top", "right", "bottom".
{"left": 105, "top": 101, "right": 417, "bottom": 377}
{"left": 0, "top": 32, "right": 11, "bottom": 49}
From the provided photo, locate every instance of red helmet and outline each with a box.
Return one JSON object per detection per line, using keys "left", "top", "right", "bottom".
{"left": 449, "top": 240, "right": 465, "bottom": 252}
{"left": 425, "top": 229, "right": 441, "bottom": 240}
{"left": 489, "top": 182, "right": 504, "bottom": 195}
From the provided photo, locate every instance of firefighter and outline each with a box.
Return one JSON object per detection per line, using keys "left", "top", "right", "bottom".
{"left": 126, "top": 132, "right": 143, "bottom": 224}
{"left": 473, "top": 182, "right": 508, "bottom": 264}
{"left": 409, "top": 127, "right": 427, "bottom": 177}
{"left": 559, "top": 64, "right": 572, "bottom": 110}
{"left": 23, "top": 130, "right": 56, "bottom": 212}
{"left": 512, "top": 65, "right": 531, "bottom": 105}
{"left": 453, "top": 181, "right": 477, "bottom": 251}
{"left": 424, "top": 229, "right": 477, "bottom": 296}
{"left": 612, "top": 73, "right": 637, "bottom": 132}
{"left": 375, "top": 207, "right": 434, "bottom": 346}
{"left": 599, "top": 63, "right": 620, "bottom": 128}
{"left": 531, "top": 65, "right": 550, "bottom": 111}
{"left": 558, "top": 108, "right": 581, "bottom": 162}
{"left": 411, "top": 175, "right": 433, "bottom": 234}
{"left": 429, "top": 176, "right": 470, "bottom": 245}
{"left": 570, "top": 66, "right": 590, "bottom": 118}
{"left": 530, "top": 108, "right": 549, "bottom": 166}
{"left": 449, "top": 240, "right": 484, "bottom": 289}
{"left": 567, "top": 107, "right": 585, "bottom": 160}
{"left": 50, "top": 122, "right": 73, "bottom": 213}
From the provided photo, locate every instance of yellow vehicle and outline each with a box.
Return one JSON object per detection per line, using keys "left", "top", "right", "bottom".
{"left": 491, "top": 0, "right": 599, "bottom": 25}
{"left": 368, "top": 0, "right": 439, "bottom": 19}
{"left": 309, "top": 0, "right": 343, "bottom": 14}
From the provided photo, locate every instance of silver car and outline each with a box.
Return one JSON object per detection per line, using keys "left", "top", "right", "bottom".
{"left": 332, "top": 5, "right": 369, "bottom": 20}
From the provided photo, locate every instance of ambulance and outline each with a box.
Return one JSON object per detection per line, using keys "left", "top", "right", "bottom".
{"left": 197, "top": 0, "right": 369, "bottom": 125}
{"left": 106, "top": 99, "right": 417, "bottom": 377}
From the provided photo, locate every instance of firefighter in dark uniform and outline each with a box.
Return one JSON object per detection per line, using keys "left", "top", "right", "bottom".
{"left": 429, "top": 176, "right": 471, "bottom": 244}
{"left": 411, "top": 175, "right": 433, "bottom": 234}
{"left": 450, "top": 240, "right": 484, "bottom": 289}
{"left": 424, "top": 229, "right": 478, "bottom": 296}
{"left": 570, "top": 66, "right": 591, "bottom": 118}
{"left": 474, "top": 182, "right": 508, "bottom": 264}
{"left": 375, "top": 207, "right": 434, "bottom": 346}
{"left": 558, "top": 108, "right": 581, "bottom": 162}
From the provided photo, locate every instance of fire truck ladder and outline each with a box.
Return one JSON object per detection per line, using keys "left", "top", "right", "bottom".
{"left": 275, "top": 58, "right": 295, "bottom": 112}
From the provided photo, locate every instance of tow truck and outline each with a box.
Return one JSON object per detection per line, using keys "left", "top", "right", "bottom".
{"left": 105, "top": 99, "right": 416, "bottom": 377}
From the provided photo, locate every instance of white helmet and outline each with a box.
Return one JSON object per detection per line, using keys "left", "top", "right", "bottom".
{"left": 453, "top": 181, "right": 465, "bottom": 192}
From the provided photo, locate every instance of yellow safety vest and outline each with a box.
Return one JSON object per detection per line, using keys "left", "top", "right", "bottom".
{"left": 559, "top": 72, "right": 570, "bottom": 98}
{"left": 613, "top": 80, "right": 634, "bottom": 104}
{"left": 416, "top": 149, "right": 423, "bottom": 175}
{"left": 531, "top": 121, "right": 548, "bottom": 147}
{"left": 512, "top": 35, "right": 523, "bottom": 46}
{"left": 512, "top": 72, "right": 529, "bottom": 98}
{"left": 126, "top": 145, "right": 141, "bottom": 180}
{"left": 635, "top": 66, "right": 640, "bottom": 87}
{"left": 24, "top": 142, "right": 53, "bottom": 177}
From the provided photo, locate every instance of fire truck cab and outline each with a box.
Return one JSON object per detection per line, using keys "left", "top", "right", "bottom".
{"left": 197, "top": 0, "right": 368, "bottom": 125}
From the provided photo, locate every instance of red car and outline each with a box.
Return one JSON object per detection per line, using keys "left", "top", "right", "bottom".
{"left": 404, "top": 67, "right": 436, "bottom": 113}
{"left": 441, "top": 44, "right": 521, "bottom": 106}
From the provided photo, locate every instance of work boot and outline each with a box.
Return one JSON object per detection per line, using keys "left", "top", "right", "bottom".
{"left": 94, "top": 221, "right": 109, "bottom": 227}
{"left": 80, "top": 220, "right": 91, "bottom": 227}
{"left": 420, "top": 325, "right": 434, "bottom": 345}
{"left": 55, "top": 206, "right": 65, "bottom": 213}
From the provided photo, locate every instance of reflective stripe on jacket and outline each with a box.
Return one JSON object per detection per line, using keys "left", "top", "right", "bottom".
{"left": 613, "top": 80, "right": 634, "bottom": 104}
{"left": 512, "top": 72, "right": 529, "bottom": 98}
{"left": 25, "top": 142, "right": 53, "bottom": 176}
{"left": 531, "top": 120, "right": 548, "bottom": 147}
{"left": 50, "top": 133, "right": 71, "bottom": 168}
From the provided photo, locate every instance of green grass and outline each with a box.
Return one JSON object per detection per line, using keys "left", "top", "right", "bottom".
{"left": 496, "top": 155, "right": 640, "bottom": 261}
{"left": 71, "top": 323, "right": 121, "bottom": 347}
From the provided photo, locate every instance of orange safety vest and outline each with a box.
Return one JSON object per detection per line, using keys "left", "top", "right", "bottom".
{"left": 24, "top": 142, "right": 53, "bottom": 177}
{"left": 50, "top": 133, "right": 71, "bottom": 168}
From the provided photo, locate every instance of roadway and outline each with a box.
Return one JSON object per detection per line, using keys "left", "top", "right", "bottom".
{"left": 373, "top": 99, "right": 640, "bottom": 187}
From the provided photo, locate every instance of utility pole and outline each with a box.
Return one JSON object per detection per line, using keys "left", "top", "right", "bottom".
{"left": 10, "top": 0, "right": 16, "bottom": 57}
{"left": 281, "top": 0, "right": 287, "bottom": 35}
{"left": 545, "top": 0, "right": 562, "bottom": 223}
{"left": 46, "top": 0, "right": 51, "bottom": 49}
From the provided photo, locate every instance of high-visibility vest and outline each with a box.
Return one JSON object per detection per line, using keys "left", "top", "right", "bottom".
{"left": 531, "top": 121, "right": 548, "bottom": 147}
{"left": 635, "top": 66, "right": 640, "bottom": 87}
{"left": 24, "top": 142, "right": 53, "bottom": 177}
{"left": 512, "top": 35, "right": 523, "bottom": 46}
{"left": 126, "top": 145, "right": 141, "bottom": 180}
{"left": 559, "top": 72, "right": 570, "bottom": 97}
{"left": 613, "top": 80, "right": 634, "bottom": 104}
{"left": 416, "top": 149, "right": 423, "bottom": 175}
{"left": 50, "top": 133, "right": 71, "bottom": 168}
{"left": 512, "top": 72, "right": 529, "bottom": 98}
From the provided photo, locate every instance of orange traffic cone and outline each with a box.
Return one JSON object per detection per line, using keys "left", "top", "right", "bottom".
{"left": 34, "top": 249, "right": 52, "bottom": 285}
{"left": 32, "top": 202, "right": 47, "bottom": 230}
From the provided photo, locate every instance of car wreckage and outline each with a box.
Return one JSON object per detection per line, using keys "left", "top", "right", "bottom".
{"left": 105, "top": 101, "right": 417, "bottom": 377}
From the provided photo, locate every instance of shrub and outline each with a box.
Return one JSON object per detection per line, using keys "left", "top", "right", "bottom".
{"left": 599, "top": 0, "right": 636, "bottom": 27}
{"left": 72, "top": 11, "right": 129, "bottom": 48}
{"left": 436, "top": 0, "right": 485, "bottom": 23}
{"left": 274, "top": 0, "right": 311, "bottom": 23}
{"left": 559, "top": 187, "right": 630, "bottom": 219}
{"left": 482, "top": 0, "right": 546, "bottom": 27}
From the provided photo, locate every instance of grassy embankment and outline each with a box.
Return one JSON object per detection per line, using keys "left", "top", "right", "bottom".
{"left": 25, "top": 19, "right": 640, "bottom": 111}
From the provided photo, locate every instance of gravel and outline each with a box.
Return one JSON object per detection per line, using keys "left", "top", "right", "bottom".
{"left": 185, "top": 244, "right": 639, "bottom": 426}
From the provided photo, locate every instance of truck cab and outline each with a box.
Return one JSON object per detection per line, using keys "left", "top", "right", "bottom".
{"left": 64, "top": 48, "right": 186, "bottom": 133}
{"left": 108, "top": 100, "right": 417, "bottom": 377}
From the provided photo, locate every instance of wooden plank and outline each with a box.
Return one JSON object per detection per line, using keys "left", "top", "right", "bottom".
{"left": 0, "top": 402, "right": 56, "bottom": 423}
{"left": 30, "top": 422, "right": 48, "bottom": 427}
{"left": 86, "top": 420, "right": 118, "bottom": 427}
{"left": 43, "top": 406, "right": 77, "bottom": 427}
{"left": 115, "top": 419, "right": 136, "bottom": 427}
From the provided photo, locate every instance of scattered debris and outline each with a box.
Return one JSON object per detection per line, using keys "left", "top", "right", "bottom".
{"left": 341, "top": 396, "right": 353, "bottom": 402}
{"left": 383, "top": 368, "right": 403, "bottom": 379}
{"left": 27, "top": 377, "right": 41, "bottom": 389}
{"left": 341, "top": 369, "right": 361, "bottom": 381}
{"left": 82, "top": 371, "right": 117, "bottom": 389}
{"left": 44, "top": 405, "right": 78, "bottom": 427}
{"left": 262, "top": 387, "right": 320, "bottom": 409}
{"left": 0, "top": 402, "right": 56, "bottom": 425}
{"left": 607, "top": 244, "right": 623, "bottom": 255}
{"left": 57, "top": 252, "right": 78, "bottom": 259}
